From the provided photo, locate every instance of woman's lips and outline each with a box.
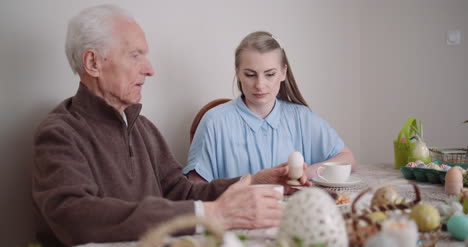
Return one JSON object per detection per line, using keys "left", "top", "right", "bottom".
{"left": 253, "top": 93, "right": 267, "bottom": 98}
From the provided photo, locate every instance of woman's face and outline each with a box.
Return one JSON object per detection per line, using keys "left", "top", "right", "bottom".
{"left": 236, "top": 49, "right": 287, "bottom": 113}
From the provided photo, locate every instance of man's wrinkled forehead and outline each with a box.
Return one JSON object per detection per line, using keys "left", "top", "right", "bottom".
{"left": 108, "top": 17, "right": 148, "bottom": 50}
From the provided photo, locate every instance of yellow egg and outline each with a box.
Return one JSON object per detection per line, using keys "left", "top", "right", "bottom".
{"left": 410, "top": 203, "right": 440, "bottom": 232}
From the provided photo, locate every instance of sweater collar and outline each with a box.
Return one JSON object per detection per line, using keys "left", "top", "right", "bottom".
{"left": 71, "top": 83, "right": 142, "bottom": 128}
{"left": 234, "top": 96, "right": 281, "bottom": 133}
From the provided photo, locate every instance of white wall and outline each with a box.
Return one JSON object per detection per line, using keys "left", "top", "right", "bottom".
{"left": 360, "top": 0, "right": 468, "bottom": 164}
{"left": 0, "top": 0, "right": 466, "bottom": 245}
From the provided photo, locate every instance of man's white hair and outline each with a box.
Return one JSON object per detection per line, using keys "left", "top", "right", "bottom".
{"left": 65, "top": 4, "right": 134, "bottom": 74}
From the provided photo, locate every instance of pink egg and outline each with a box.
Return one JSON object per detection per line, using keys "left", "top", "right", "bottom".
{"left": 445, "top": 167, "right": 463, "bottom": 195}
{"left": 406, "top": 162, "right": 417, "bottom": 167}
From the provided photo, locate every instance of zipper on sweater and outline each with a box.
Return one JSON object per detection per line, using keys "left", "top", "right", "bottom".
{"left": 128, "top": 137, "right": 135, "bottom": 178}
{"left": 123, "top": 129, "right": 135, "bottom": 179}
{"left": 129, "top": 143, "right": 134, "bottom": 157}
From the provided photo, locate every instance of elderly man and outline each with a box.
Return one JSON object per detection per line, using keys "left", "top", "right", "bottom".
{"left": 32, "top": 4, "right": 310, "bottom": 246}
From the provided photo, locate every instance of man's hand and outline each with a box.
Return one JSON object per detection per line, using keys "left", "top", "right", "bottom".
{"left": 203, "top": 174, "right": 283, "bottom": 229}
{"left": 251, "top": 162, "right": 312, "bottom": 194}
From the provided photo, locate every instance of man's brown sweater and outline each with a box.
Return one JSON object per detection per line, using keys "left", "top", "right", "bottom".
{"left": 32, "top": 84, "right": 237, "bottom": 246}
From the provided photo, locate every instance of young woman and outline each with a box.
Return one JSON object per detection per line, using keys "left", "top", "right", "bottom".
{"left": 184, "top": 31, "right": 355, "bottom": 182}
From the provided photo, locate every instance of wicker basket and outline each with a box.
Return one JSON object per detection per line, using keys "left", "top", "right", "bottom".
{"left": 139, "top": 214, "right": 225, "bottom": 247}
{"left": 343, "top": 180, "right": 440, "bottom": 247}
{"left": 429, "top": 147, "right": 468, "bottom": 164}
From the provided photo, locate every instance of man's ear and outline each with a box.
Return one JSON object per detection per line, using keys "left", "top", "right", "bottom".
{"left": 82, "top": 49, "right": 100, "bottom": 77}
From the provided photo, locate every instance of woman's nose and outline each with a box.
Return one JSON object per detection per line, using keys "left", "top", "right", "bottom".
{"left": 255, "top": 76, "right": 266, "bottom": 89}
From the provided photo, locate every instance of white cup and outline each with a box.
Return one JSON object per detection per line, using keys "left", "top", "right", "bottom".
{"left": 316, "top": 162, "right": 351, "bottom": 183}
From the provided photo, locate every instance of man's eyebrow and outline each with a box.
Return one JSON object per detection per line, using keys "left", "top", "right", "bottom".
{"left": 131, "top": 49, "right": 146, "bottom": 54}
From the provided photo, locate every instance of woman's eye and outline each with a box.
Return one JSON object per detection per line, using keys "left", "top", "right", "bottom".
{"left": 245, "top": 73, "right": 256, "bottom": 78}
{"left": 266, "top": 73, "right": 276, "bottom": 77}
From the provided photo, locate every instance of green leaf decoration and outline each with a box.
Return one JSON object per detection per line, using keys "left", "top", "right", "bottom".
{"left": 287, "top": 236, "right": 326, "bottom": 247}
{"left": 292, "top": 236, "right": 305, "bottom": 247}
{"left": 237, "top": 234, "right": 247, "bottom": 242}
{"left": 311, "top": 244, "right": 327, "bottom": 247}
{"left": 391, "top": 197, "right": 406, "bottom": 205}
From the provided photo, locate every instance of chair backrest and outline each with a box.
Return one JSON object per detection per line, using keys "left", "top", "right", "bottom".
{"left": 190, "top": 98, "right": 231, "bottom": 143}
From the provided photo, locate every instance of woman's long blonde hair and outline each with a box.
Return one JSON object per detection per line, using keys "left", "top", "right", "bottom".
{"left": 235, "top": 31, "right": 309, "bottom": 107}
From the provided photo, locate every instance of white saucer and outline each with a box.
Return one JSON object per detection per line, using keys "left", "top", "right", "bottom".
{"left": 312, "top": 175, "right": 362, "bottom": 187}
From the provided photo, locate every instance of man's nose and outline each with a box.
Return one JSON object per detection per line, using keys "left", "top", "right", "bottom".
{"left": 143, "top": 58, "right": 155, "bottom": 76}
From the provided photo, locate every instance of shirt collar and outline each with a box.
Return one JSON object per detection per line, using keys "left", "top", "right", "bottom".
{"left": 71, "top": 83, "right": 142, "bottom": 129}
{"left": 234, "top": 96, "right": 281, "bottom": 132}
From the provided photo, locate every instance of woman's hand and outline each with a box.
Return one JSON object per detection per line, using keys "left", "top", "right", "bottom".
{"left": 251, "top": 162, "right": 312, "bottom": 194}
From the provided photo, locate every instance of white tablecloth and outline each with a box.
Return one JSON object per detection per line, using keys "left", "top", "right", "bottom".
{"left": 76, "top": 163, "right": 467, "bottom": 247}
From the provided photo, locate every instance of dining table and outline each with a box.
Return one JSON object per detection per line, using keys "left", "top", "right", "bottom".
{"left": 76, "top": 163, "right": 467, "bottom": 247}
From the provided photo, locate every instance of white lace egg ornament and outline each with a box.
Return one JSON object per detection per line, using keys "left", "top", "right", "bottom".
{"left": 278, "top": 188, "right": 348, "bottom": 247}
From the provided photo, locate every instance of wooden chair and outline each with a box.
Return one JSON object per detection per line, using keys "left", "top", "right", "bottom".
{"left": 189, "top": 98, "right": 231, "bottom": 143}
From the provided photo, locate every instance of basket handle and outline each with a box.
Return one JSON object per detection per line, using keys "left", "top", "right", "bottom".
{"left": 139, "top": 214, "right": 225, "bottom": 247}
{"left": 350, "top": 179, "right": 421, "bottom": 215}
{"left": 343, "top": 180, "right": 421, "bottom": 245}
{"left": 395, "top": 117, "right": 418, "bottom": 148}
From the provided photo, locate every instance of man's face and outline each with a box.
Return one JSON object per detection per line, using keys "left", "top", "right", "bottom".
{"left": 97, "top": 17, "right": 154, "bottom": 111}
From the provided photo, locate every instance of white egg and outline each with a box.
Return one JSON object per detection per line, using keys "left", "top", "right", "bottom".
{"left": 288, "top": 151, "right": 304, "bottom": 182}
{"left": 288, "top": 151, "right": 304, "bottom": 167}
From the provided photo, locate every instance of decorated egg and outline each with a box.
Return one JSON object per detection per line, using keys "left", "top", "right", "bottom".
{"left": 445, "top": 167, "right": 463, "bottom": 195}
{"left": 406, "top": 162, "right": 417, "bottom": 167}
{"left": 426, "top": 163, "right": 441, "bottom": 170}
{"left": 439, "top": 164, "right": 450, "bottom": 171}
{"left": 447, "top": 215, "right": 468, "bottom": 241}
{"left": 371, "top": 186, "right": 399, "bottom": 207}
{"left": 278, "top": 188, "right": 348, "bottom": 247}
{"left": 414, "top": 160, "right": 425, "bottom": 165}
